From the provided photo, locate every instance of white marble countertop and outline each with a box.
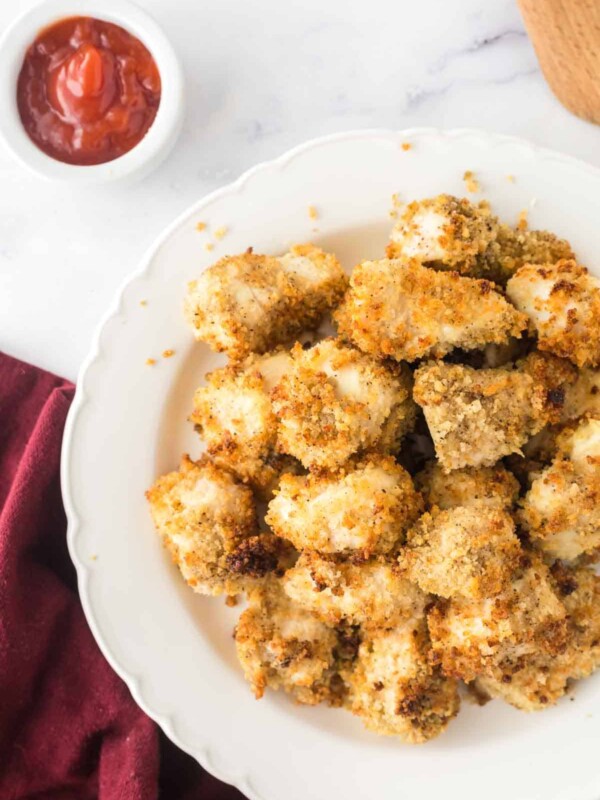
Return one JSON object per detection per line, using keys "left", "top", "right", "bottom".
{"left": 1, "top": 0, "right": 599, "bottom": 382}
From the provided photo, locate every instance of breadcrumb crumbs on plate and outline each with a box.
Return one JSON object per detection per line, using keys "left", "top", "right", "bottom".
{"left": 204, "top": 242, "right": 214, "bottom": 252}
{"left": 507, "top": 175, "right": 516, "bottom": 183}
{"left": 145, "top": 358, "right": 156, "bottom": 366}
{"left": 215, "top": 226, "right": 228, "bottom": 240}
{"left": 401, "top": 142, "right": 412, "bottom": 151}
{"left": 463, "top": 170, "right": 480, "bottom": 193}
{"left": 308, "top": 205, "right": 318, "bottom": 220}
{"left": 162, "top": 349, "right": 175, "bottom": 359}
{"left": 195, "top": 221, "right": 207, "bottom": 232}
{"left": 139, "top": 299, "right": 148, "bottom": 307}
{"left": 90, "top": 554, "right": 98, "bottom": 561}
{"left": 517, "top": 209, "right": 529, "bottom": 230}
{"left": 225, "top": 594, "right": 238, "bottom": 607}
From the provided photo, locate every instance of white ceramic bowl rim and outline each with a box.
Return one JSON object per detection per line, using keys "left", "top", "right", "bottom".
{"left": 0, "top": 0, "right": 184, "bottom": 183}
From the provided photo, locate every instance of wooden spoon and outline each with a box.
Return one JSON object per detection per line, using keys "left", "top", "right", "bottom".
{"left": 518, "top": 0, "right": 600, "bottom": 124}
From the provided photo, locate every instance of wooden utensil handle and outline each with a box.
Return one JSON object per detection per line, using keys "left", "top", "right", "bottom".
{"left": 518, "top": 0, "right": 600, "bottom": 124}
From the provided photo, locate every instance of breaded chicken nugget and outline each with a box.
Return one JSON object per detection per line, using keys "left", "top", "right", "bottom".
{"left": 506, "top": 259, "right": 600, "bottom": 368}
{"left": 191, "top": 348, "right": 301, "bottom": 496}
{"left": 146, "top": 455, "right": 258, "bottom": 595}
{"left": 344, "top": 617, "right": 460, "bottom": 743}
{"left": 519, "top": 417, "right": 600, "bottom": 561}
{"left": 272, "top": 339, "right": 416, "bottom": 469}
{"left": 475, "top": 564, "right": 600, "bottom": 710}
{"left": 562, "top": 366, "right": 600, "bottom": 421}
{"left": 400, "top": 503, "right": 522, "bottom": 599}
{"left": 518, "top": 350, "right": 579, "bottom": 424}
{"left": 184, "top": 244, "right": 347, "bottom": 358}
{"left": 386, "top": 195, "right": 499, "bottom": 272}
{"left": 266, "top": 454, "right": 422, "bottom": 556}
{"left": 334, "top": 258, "right": 526, "bottom": 363}
{"left": 234, "top": 580, "right": 338, "bottom": 704}
{"left": 428, "top": 556, "right": 568, "bottom": 682}
{"left": 415, "top": 462, "right": 519, "bottom": 510}
{"left": 481, "top": 224, "right": 575, "bottom": 285}
{"left": 413, "top": 361, "right": 548, "bottom": 471}
{"left": 282, "top": 552, "right": 428, "bottom": 630}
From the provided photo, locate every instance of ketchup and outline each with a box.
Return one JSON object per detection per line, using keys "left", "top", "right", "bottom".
{"left": 17, "top": 17, "right": 161, "bottom": 166}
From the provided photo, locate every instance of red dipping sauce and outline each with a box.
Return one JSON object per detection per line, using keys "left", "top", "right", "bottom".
{"left": 17, "top": 16, "right": 161, "bottom": 166}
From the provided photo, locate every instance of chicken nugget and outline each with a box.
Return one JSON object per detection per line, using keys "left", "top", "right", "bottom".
{"left": 413, "top": 361, "right": 547, "bottom": 471}
{"left": 428, "top": 555, "right": 568, "bottom": 682}
{"left": 415, "top": 462, "right": 519, "bottom": 510}
{"left": 235, "top": 580, "right": 339, "bottom": 704}
{"left": 401, "top": 503, "right": 522, "bottom": 599}
{"left": 185, "top": 244, "right": 347, "bottom": 358}
{"left": 519, "top": 417, "right": 600, "bottom": 561}
{"left": 344, "top": 617, "right": 460, "bottom": 743}
{"left": 282, "top": 552, "right": 428, "bottom": 629}
{"left": 507, "top": 259, "right": 600, "bottom": 368}
{"left": 272, "top": 339, "right": 416, "bottom": 469}
{"left": 267, "top": 454, "right": 422, "bottom": 556}
{"left": 335, "top": 257, "right": 526, "bottom": 363}
{"left": 146, "top": 455, "right": 258, "bottom": 595}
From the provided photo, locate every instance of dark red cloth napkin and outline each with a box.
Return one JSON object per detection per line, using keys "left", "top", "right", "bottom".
{"left": 0, "top": 352, "right": 245, "bottom": 800}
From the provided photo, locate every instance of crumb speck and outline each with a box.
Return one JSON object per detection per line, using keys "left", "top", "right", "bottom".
{"left": 162, "top": 349, "right": 175, "bottom": 359}
{"left": 90, "top": 554, "right": 98, "bottom": 561}
{"left": 139, "top": 300, "right": 147, "bottom": 307}
{"left": 517, "top": 209, "right": 529, "bottom": 231}
{"left": 507, "top": 175, "right": 516, "bottom": 184}
{"left": 463, "top": 170, "right": 480, "bottom": 193}
{"left": 204, "top": 242, "right": 214, "bottom": 252}
{"left": 196, "top": 221, "right": 206, "bottom": 232}
{"left": 225, "top": 594, "right": 238, "bottom": 607}
{"left": 308, "top": 205, "right": 318, "bottom": 220}
{"left": 401, "top": 142, "right": 412, "bottom": 151}
{"left": 214, "top": 226, "right": 228, "bottom": 240}
{"left": 146, "top": 358, "right": 156, "bottom": 366}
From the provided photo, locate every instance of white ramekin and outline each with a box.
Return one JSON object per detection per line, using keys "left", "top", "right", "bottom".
{"left": 0, "top": 0, "right": 185, "bottom": 184}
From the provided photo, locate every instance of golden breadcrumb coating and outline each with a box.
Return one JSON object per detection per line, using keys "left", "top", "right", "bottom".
{"left": 282, "top": 552, "right": 428, "bottom": 630}
{"left": 386, "top": 195, "right": 499, "bottom": 272}
{"left": 428, "top": 556, "right": 568, "bottom": 682}
{"left": 234, "top": 579, "right": 338, "bottom": 704}
{"left": 184, "top": 244, "right": 347, "bottom": 358}
{"left": 344, "top": 618, "right": 460, "bottom": 743}
{"left": 507, "top": 259, "right": 600, "bottom": 368}
{"left": 334, "top": 257, "right": 526, "bottom": 363}
{"left": 272, "top": 339, "right": 416, "bottom": 469}
{"left": 400, "top": 503, "right": 522, "bottom": 599}
{"left": 563, "top": 366, "right": 600, "bottom": 421}
{"left": 519, "top": 417, "right": 600, "bottom": 561}
{"left": 266, "top": 454, "right": 422, "bottom": 556}
{"left": 415, "top": 462, "right": 519, "bottom": 510}
{"left": 413, "top": 361, "right": 548, "bottom": 471}
{"left": 481, "top": 224, "right": 575, "bottom": 285}
{"left": 190, "top": 348, "right": 301, "bottom": 497}
{"left": 518, "top": 350, "right": 579, "bottom": 424}
{"left": 475, "top": 564, "right": 600, "bottom": 710}
{"left": 146, "top": 455, "right": 258, "bottom": 595}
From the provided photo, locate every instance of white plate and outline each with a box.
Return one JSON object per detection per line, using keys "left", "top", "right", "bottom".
{"left": 62, "top": 129, "right": 600, "bottom": 800}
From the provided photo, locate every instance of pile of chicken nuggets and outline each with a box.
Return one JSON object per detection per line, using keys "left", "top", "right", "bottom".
{"left": 147, "top": 195, "right": 600, "bottom": 743}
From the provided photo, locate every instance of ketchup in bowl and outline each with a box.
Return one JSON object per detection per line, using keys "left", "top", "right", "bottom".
{"left": 16, "top": 16, "right": 161, "bottom": 166}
